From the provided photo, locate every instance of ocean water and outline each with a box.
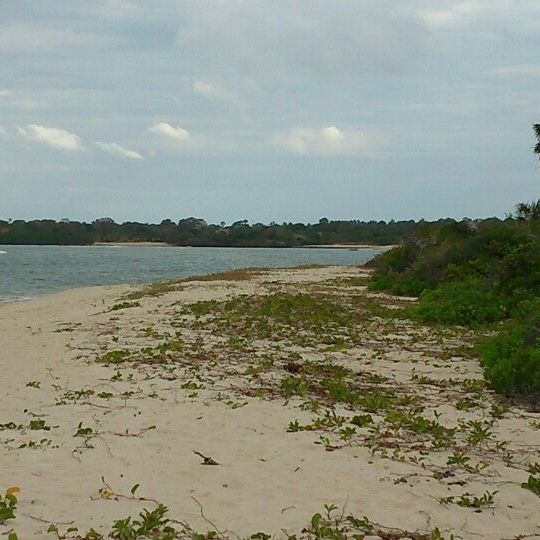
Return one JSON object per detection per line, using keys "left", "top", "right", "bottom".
{"left": 0, "top": 245, "right": 384, "bottom": 301}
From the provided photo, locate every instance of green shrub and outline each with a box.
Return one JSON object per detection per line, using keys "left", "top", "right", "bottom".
{"left": 371, "top": 220, "right": 540, "bottom": 301}
{"left": 479, "top": 300, "right": 540, "bottom": 394}
{"left": 370, "top": 217, "right": 540, "bottom": 397}
{"left": 412, "top": 278, "right": 509, "bottom": 326}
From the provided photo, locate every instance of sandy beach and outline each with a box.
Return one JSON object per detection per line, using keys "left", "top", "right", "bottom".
{"left": 1, "top": 265, "right": 539, "bottom": 539}
{"left": 303, "top": 244, "right": 397, "bottom": 249}
{"left": 92, "top": 242, "right": 173, "bottom": 247}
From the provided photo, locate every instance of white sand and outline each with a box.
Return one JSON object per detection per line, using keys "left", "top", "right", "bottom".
{"left": 1, "top": 266, "right": 539, "bottom": 538}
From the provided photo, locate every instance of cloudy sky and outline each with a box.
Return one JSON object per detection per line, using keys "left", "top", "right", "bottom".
{"left": 1, "top": 1, "right": 539, "bottom": 223}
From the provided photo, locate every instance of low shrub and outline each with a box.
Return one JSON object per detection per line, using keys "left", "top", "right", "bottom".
{"left": 370, "top": 215, "right": 540, "bottom": 397}
{"left": 479, "top": 299, "right": 540, "bottom": 394}
{"left": 412, "top": 278, "right": 509, "bottom": 326}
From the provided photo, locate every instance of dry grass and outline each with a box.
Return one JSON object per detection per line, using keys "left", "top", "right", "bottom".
{"left": 126, "top": 265, "right": 334, "bottom": 300}
{"left": 181, "top": 267, "right": 269, "bottom": 282}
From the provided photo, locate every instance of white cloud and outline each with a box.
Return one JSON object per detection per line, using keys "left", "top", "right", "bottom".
{"left": 0, "top": 24, "right": 120, "bottom": 52}
{"left": 96, "top": 141, "right": 143, "bottom": 160}
{"left": 274, "top": 126, "right": 381, "bottom": 157}
{"left": 418, "top": 1, "right": 483, "bottom": 28}
{"left": 149, "top": 122, "right": 190, "bottom": 141}
{"left": 0, "top": 126, "right": 8, "bottom": 136}
{"left": 192, "top": 80, "right": 236, "bottom": 103}
{"left": 0, "top": 89, "right": 44, "bottom": 109}
{"left": 193, "top": 80, "right": 219, "bottom": 98}
{"left": 490, "top": 64, "right": 540, "bottom": 77}
{"left": 18, "top": 124, "right": 83, "bottom": 151}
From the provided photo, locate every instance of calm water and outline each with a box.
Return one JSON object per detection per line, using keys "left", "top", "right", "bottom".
{"left": 0, "top": 245, "right": 383, "bottom": 301}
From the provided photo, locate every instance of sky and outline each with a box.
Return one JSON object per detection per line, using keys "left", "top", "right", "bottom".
{"left": 1, "top": 0, "right": 539, "bottom": 224}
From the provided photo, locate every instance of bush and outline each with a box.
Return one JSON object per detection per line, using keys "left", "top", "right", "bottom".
{"left": 479, "top": 300, "right": 540, "bottom": 394}
{"left": 370, "top": 220, "right": 540, "bottom": 301}
{"left": 412, "top": 278, "right": 508, "bottom": 326}
{"left": 370, "top": 216, "right": 540, "bottom": 397}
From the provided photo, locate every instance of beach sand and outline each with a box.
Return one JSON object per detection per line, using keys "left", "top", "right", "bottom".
{"left": 1, "top": 266, "right": 539, "bottom": 538}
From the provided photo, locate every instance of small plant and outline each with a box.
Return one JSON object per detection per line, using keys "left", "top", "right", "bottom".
{"left": 0, "top": 488, "right": 19, "bottom": 524}
{"left": 29, "top": 419, "right": 51, "bottom": 431}
{"left": 490, "top": 403, "right": 509, "bottom": 419}
{"left": 111, "top": 504, "right": 174, "bottom": 537}
{"left": 339, "top": 426, "right": 357, "bottom": 441}
{"left": 521, "top": 475, "right": 540, "bottom": 497}
{"left": 19, "top": 438, "right": 56, "bottom": 450}
{"left": 110, "top": 301, "right": 141, "bottom": 311}
{"left": 447, "top": 451, "right": 471, "bottom": 469}
{"left": 385, "top": 410, "right": 456, "bottom": 449}
{"left": 461, "top": 419, "right": 494, "bottom": 446}
{"left": 308, "top": 505, "right": 375, "bottom": 538}
{"left": 0, "top": 422, "right": 23, "bottom": 431}
{"left": 350, "top": 414, "right": 373, "bottom": 428}
{"left": 180, "top": 380, "right": 204, "bottom": 390}
{"left": 454, "top": 398, "right": 477, "bottom": 411}
{"left": 287, "top": 420, "right": 313, "bottom": 433}
{"left": 280, "top": 376, "right": 309, "bottom": 397}
{"left": 226, "top": 400, "right": 247, "bottom": 410}
{"left": 461, "top": 379, "right": 486, "bottom": 394}
{"left": 446, "top": 452, "right": 487, "bottom": 473}
{"left": 440, "top": 490, "right": 498, "bottom": 511}
{"left": 75, "top": 422, "right": 94, "bottom": 437}
{"left": 97, "top": 350, "right": 131, "bottom": 364}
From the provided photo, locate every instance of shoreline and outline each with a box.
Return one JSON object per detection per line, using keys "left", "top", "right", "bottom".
{"left": 303, "top": 243, "right": 397, "bottom": 249}
{"left": 0, "top": 282, "right": 130, "bottom": 306}
{"left": 0, "top": 261, "right": 375, "bottom": 305}
{"left": 92, "top": 241, "right": 172, "bottom": 247}
{"left": 0, "top": 263, "right": 340, "bottom": 305}
{"left": 2, "top": 242, "right": 395, "bottom": 249}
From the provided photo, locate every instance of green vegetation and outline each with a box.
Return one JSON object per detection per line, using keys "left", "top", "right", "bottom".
{"left": 0, "top": 216, "right": 480, "bottom": 247}
{"left": 439, "top": 490, "right": 498, "bottom": 511}
{"left": 40, "top": 498, "right": 455, "bottom": 539}
{"left": 126, "top": 268, "right": 266, "bottom": 300}
{"left": 97, "top": 350, "right": 132, "bottom": 364}
{"left": 182, "top": 293, "right": 356, "bottom": 344}
{"left": 0, "top": 489, "right": 17, "bottom": 524}
{"left": 521, "top": 475, "right": 540, "bottom": 497}
{"left": 110, "top": 301, "right": 141, "bottom": 311}
{"left": 370, "top": 211, "right": 540, "bottom": 396}
{"left": 180, "top": 291, "right": 392, "bottom": 347}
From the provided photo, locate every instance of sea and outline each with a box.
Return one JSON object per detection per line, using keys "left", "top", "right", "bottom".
{"left": 0, "top": 244, "right": 384, "bottom": 302}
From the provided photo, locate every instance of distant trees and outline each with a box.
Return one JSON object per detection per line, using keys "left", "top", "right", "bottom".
{"left": 0, "top": 217, "right": 502, "bottom": 247}
{"left": 534, "top": 124, "right": 540, "bottom": 160}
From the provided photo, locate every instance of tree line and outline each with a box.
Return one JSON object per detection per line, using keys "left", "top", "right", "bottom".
{"left": 0, "top": 216, "right": 507, "bottom": 247}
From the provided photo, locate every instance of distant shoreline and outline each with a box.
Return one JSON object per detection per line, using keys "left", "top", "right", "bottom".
{"left": 92, "top": 241, "right": 171, "bottom": 247}
{"left": 303, "top": 243, "right": 397, "bottom": 249}
{"left": 91, "top": 242, "right": 395, "bottom": 249}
